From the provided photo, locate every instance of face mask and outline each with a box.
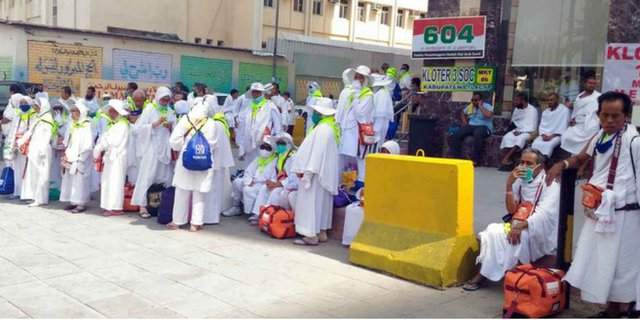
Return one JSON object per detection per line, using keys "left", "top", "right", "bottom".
{"left": 276, "top": 144, "right": 288, "bottom": 154}
{"left": 168, "top": 103, "right": 175, "bottom": 110}
{"left": 351, "top": 81, "right": 362, "bottom": 91}
{"left": 259, "top": 149, "right": 273, "bottom": 159}
{"left": 312, "top": 113, "right": 322, "bottom": 125}
{"left": 401, "top": 68, "right": 408, "bottom": 72}
{"left": 519, "top": 165, "right": 539, "bottom": 183}
{"left": 252, "top": 97, "right": 263, "bottom": 104}
{"left": 19, "top": 104, "right": 31, "bottom": 113}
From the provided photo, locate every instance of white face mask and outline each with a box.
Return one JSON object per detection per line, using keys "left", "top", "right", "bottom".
{"left": 351, "top": 81, "right": 362, "bottom": 91}
{"left": 259, "top": 149, "right": 273, "bottom": 159}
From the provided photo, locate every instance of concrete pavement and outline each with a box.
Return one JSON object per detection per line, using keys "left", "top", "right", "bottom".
{"left": 0, "top": 167, "right": 597, "bottom": 318}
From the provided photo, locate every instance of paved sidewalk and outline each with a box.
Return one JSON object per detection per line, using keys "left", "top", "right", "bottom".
{"left": 0, "top": 168, "right": 596, "bottom": 318}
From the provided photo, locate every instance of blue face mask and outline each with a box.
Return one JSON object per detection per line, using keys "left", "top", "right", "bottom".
{"left": 252, "top": 97, "right": 263, "bottom": 104}
{"left": 19, "top": 104, "right": 31, "bottom": 113}
{"left": 276, "top": 144, "right": 288, "bottom": 154}
{"left": 312, "top": 113, "right": 322, "bottom": 125}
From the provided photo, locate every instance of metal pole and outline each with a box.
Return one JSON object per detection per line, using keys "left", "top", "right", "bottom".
{"left": 272, "top": 0, "right": 280, "bottom": 83}
{"left": 556, "top": 168, "right": 576, "bottom": 309}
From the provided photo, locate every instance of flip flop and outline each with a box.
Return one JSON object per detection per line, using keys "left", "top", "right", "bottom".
{"left": 462, "top": 280, "right": 487, "bottom": 291}
{"left": 70, "top": 207, "right": 86, "bottom": 214}
{"left": 293, "top": 238, "right": 319, "bottom": 246}
{"left": 189, "top": 225, "right": 203, "bottom": 232}
{"left": 166, "top": 223, "right": 179, "bottom": 230}
{"left": 138, "top": 212, "right": 151, "bottom": 219}
{"left": 102, "top": 210, "right": 124, "bottom": 217}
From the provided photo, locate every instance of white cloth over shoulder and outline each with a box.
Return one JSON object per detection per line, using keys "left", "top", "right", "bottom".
{"left": 531, "top": 104, "right": 571, "bottom": 156}
{"left": 500, "top": 104, "right": 538, "bottom": 149}
{"left": 561, "top": 91, "right": 601, "bottom": 155}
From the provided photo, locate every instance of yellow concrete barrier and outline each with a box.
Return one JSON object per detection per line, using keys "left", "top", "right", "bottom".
{"left": 292, "top": 116, "right": 306, "bottom": 146}
{"left": 349, "top": 154, "right": 479, "bottom": 289}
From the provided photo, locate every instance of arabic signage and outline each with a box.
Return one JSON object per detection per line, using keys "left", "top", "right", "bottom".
{"left": 27, "top": 41, "right": 103, "bottom": 96}
{"left": 180, "top": 56, "right": 233, "bottom": 93}
{"left": 421, "top": 66, "right": 496, "bottom": 92}
{"left": 602, "top": 43, "right": 640, "bottom": 125}
{"left": 112, "top": 49, "right": 172, "bottom": 84}
{"left": 80, "top": 79, "right": 165, "bottom": 101}
{"left": 412, "top": 16, "right": 486, "bottom": 59}
{"left": 238, "top": 62, "right": 288, "bottom": 93}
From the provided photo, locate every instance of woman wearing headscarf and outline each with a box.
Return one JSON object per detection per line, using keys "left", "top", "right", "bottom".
{"left": 93, "top": 99, "right": 130, "bottom": 216}
{"left": 50, "top": 99, "right": 72, "bottom": 194}
{"left": 372, "top": 74, "right": 395, "bottom": 151}
{"left": 60, "top": 101, "right": 94, "bottom": 213}
{"left": 5, "top": 94, "right": 37, "bottom": 199}
{"left": 18, "top": 97, "right": 54, "bottom": 206}
{"left": 130, "top": 86, "right": 176, "bottom": 219}
{"left": 166, "top": 101, "right": 216, "bottom": 232}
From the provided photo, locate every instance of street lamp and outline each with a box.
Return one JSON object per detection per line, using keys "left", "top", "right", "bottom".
{"left": 272, "top": 0, "right": 280, "bottom": 83}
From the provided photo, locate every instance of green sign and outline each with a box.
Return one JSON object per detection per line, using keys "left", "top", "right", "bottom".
{"left": 421, "top": 66, "right": 496, "bottom": 92}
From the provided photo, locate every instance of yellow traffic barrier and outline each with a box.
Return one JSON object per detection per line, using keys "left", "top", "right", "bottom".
{"left": 292, "top": 116, "right": 306, "bottom": 146}
{"left": 349, "top": 154, "right": 479, "bottom": 289}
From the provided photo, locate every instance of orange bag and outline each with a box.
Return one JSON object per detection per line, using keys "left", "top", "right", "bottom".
{"left": 358, "top": 123, "right": 377, "bottom": 146}
{"left": 513, "top": 201, "right": 534, "bottom": 221}
{"left": 19, "top": 138, "right": 30, "bottom": 155}
{"left": 123, "top": 182, "right": 140, "bottom": 212}
{"left": 258, "top": 205, "right": 297, "bottom": 239}
{"left": 94, "top": 152, "right": 105, "bottom": 173}
{"left": 581, "top": 183, "right": 604, "bottom": 209}
{"left": 503, "top": 264, "right": 566, "bottom": 318}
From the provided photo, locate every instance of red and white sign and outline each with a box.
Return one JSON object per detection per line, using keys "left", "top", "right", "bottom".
{"left": 603, "top": 43, "right": 640, "bottom": 124}
{"left": 412, "top": 16, "right": 486, "bottom": 60}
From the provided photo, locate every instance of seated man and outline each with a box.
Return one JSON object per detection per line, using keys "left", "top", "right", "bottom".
{"left": 531, "top": 93, "right": 571, "bottom": 157}
{"left": 451, "top": 92, "right": 494, "bottom": 165}
{"left": 223, "top": 137, "right": 278, "bottom": 218}
{"left": 499, "top": 93, "right": 538, "bottom": 170}
{"left": 463, "top": 148, "right": 560, "bottom": 291}
{"left": 249, "top": 133, "right": 299, "bottom": 222}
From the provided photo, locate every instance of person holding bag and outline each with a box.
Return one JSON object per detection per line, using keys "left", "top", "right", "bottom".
{"left": 5, "top": 94, "right": 37, "bottom": 199}
{"left": 60, "top": 101, "right": 94, "bottom": 213}
{"left": 546, "top": 91, "right": 640, "bottom": 318}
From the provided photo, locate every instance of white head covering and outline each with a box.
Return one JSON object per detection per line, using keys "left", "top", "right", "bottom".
{"left": 35, "top": 97, "right": 51, "bottom": 115}
{"left": 381, "top": 140, "right": 400, "bottom": 155}
{"left": 309, "top": 97, "right": 337, "bottom": 116}
{"left": 372, "top": 74, "right": 393, "bottom": 88}
{"left": 205, "top": 95, "right": 223, "bottom": 115}
{"left": 347, "top": 65, "right": 374, "bottom": 87}
{"left": 250, "top": 83, "right": 265, "bottom": 92}
{"left": 187, "top": 101, "right": 208, "bottom": 121}
{"left": 342, "top": 68, "right": 352, "bottom": 86}
{"left": 56, "top": 99, "right": 71, "bottom": 112}
{"left": 191, "top": 96, "right": 204, "bottom": 107}
{"left": 154, "top": 86, "right": 172, "bottom": 105}
{"left": 35, "top": 92, "right": 49, "bottom": 101}
{"left": 174, "top": 100, "right": 190, "bottom": 115}
{"left": 308, "top": 81, "right": 321, "bottom": 93}
{"left": 101, "top": 99, "right": 129, "bottom": 116}
{"left": 274, "top": 132, "right": 295, "bottom": 149}
{"left": 71, "top": 100, "right": 89, "bottom": 122}
{"left": 10, "top": 93, "right": 24, "bottom": 108}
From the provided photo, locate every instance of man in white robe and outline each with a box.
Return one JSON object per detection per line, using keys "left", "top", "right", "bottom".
{"left": 223, "top": 136, "right": 278, "bottom": 218}
{"left": 6, "top": 95, "right": 37, "bottom": 199}
{"left": 305, "top": 81, "right": 323, "bottom": 133}
{"left": 335, "top": 68, "right": 353, "bottom": 130}
{"left": 243, "top": 83, "right": 282, "bottom": 164}
{"left": 166, "top": 101, "right": 217, "bottom": 232}
{"left": 249, "top": 133, "right": 299, "bottom": 221}
{"left": 336, "top": 65, "right": 374, "bottom": 183}
{"left": 93, "top": 100, "right": 129, "bottom": 216}
{"left": 531, "top": 93, "right": 571, "bottom": 157}
{"left": 343, "top": 140, "right": 400, "bottom": 246}
{"left": 130, "top": 86, "right": 176, "bottom": 218}
{"left": 292, "top": 97, "right": 340, "bottom": 246}
{"left": 124, "top": 89, "right": 151, "bottom": 185}
{"left": 60, "top": 101, "right": 93, "bottom": 213}
{"left": 499, "top": 93, "right": 539, "bottom": 170}
{"left": 464, "top": 149, "right": 560, "bottom": 290}
{"left": 222, "top": 89, "right": 239, "bottom": 131}
{"left": 234, "top": 86, "right": 252, "bottom": 161}
{"left": 1, "top": 85, "right": 24, "bottom": 138}
{"left": 372, "top": 74, "right": 394, "bottom": 152}
{"left": 547, "top": 92, "right": 640, "bottom": 318}
{"left": 18, "top": 97, "right": 54, "bottom": 207}
{"left": 50, "top": 100, "right": 71, "bottom": 195}
{"left": 268, "top": 83, "right": 288, "bottom": 133}
{"left": 203, "top": 97, "right": 235, "bottom": 224}
{"left": 283, "top": 92, "right": 296, "bottom": 135}
{"left": 560, "top": 75, "right": 602, "bottom": 155}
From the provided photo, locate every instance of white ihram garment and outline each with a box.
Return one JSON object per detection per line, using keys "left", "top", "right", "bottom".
{"left": 94, "top": 120, "right": 129, "bottom": 211}
{"left": 251, "top": 153, "right": 299, "bottom": 214}
{"left": 19, "top": 113, "right": 54, "bottom": 204}
{"left": 373, "top": 87, "right": 394, "bottom": 151}
{"left": 60, "top": 119, "right": 93, "bottom": 205}
{"left": 531, "top": 104, "right": 571, "bottom": 156}
{"left": 230, "top": 155, "right": 278, "bottom": 214}
{"left": 561, "top": 91, "right": 601, "bottom": 155}
{"left": 6, "top": 112, "right": 36, "bottom": 197}
{"left": 500, "top": 104, "right": 538, "bottom": 149}
{"left": 204, "top": 120, "right": 235, "bottom": 224}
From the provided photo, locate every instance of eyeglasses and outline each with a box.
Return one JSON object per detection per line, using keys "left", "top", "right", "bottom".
{"left": 259, "top": 145, "right": 272, "bottom": 151}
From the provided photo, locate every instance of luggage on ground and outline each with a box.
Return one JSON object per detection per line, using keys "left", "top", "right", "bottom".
{"left": 146, "top": 183, "right": 166, "bottom": 217}
{"left": 503, "top": 264, "right": 566, "bottom": 318}
{"left": 157, "top": 186, "right": 175, "bottom": 224}
{"left": 0, "top": 167, "right": 14, "bottom": 195}
{"left": 123, "top": 182, "right": 139, "bottom": 212}
{"left": 258, "top": 205, "right": 297, "bottom": 239}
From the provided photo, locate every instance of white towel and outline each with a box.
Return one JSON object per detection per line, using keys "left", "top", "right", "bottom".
{"left": 594, "top": 189, "right": 616, "bottom": 234}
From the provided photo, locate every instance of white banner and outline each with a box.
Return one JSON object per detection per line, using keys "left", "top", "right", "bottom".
{"left": 602, "top": 43, "right": 640, "bottom": 125}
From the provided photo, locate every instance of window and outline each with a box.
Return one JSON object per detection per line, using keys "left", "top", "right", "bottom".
{"left": 194, "top": 37, "right": 202, "bottom": 44}
{"left": 338, "top": 0, "right": 348, "bottom": 19}
{"left": 357, "top": 2, "right": 365, "bottom": 21}
{"left": 380, "top": 7, "right": 389, "bottom": 25}
{"left": 264, "top": 0, "right": 273, "bottom": 7}
{"left": 396, "top": 9, "right": 404, "bottom": 28}
{"left": 261, "top": 41, "right": 267, "bottom": 49}
{"left": 293, "top": 0, "right": 303, "bottom": 12}
{"left": 206, "top": 39, "right": 213, "bottom": 45}
{"left": 217, "top": 40, "right": 225, "bottom": 46}
{"left": 420, "top": 12, "right": 426, "bottom": 19}
{"left": 312, "top": 0, "right": 322, "bottom": 15}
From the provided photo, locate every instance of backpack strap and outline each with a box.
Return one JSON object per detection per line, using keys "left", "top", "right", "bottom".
{"left": 631, "top": 135, "right": 640, "bottom": 180}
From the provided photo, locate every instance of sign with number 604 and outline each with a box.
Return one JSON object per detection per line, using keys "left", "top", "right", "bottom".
{"left": 412, "top": 16, "right": 486, "bottom": 60}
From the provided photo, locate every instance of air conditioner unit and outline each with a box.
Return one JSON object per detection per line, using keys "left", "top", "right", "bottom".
{"left": 328, "top": 0, "right": 338, "bottom": 4}
{"left": 372, "top": 4, "right": 383, "bottom": 11}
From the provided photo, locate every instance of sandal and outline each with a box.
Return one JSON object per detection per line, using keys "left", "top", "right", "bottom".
{"left": 189, "top": 225, "right": 203, "bottom": 232}
{"left": 293, "top": 237, "right": 319, "bottom": 246}
{"left": 166, "top": 223, "right": 179, "bottom": 230}
{"left": 138, "top": 211, "right": 151, "bottom": 219}
{"left": 70, "top": 207, "right": 86, "bottom": 214}
{"left": 102, "top": 210, "right": 124, "bottom": 217}
{"left": 462, "top": 280, "right": 487, "bottom": 291}
{"left": 64, "top": 205, "right": 77, "bottom": 211}
{"left": 589, "top": 311, "right": 621, "bottom": 318}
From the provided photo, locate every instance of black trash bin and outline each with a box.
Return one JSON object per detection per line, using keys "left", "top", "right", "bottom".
{"left": 408, "top": 115, "right": 438, "bottom": 156}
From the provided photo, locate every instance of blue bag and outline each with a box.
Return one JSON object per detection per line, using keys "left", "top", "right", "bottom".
{"left": 182, "top": 118, "right": 213, "bottom": 171}
{"left": 386, "top": 121, "right": 399, "bottom": 140}
{"left": 392, "top": 83, "right": 402, "bottom": 102}
{"left": 0, "top": 167, "right": 14, "bottom": 195}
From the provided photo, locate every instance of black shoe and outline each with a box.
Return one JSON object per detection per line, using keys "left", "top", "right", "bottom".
{"left": 588, "top": 311, "right": 620, "bottom": 318}
{"left": 628, "top": 302, "right": 640, "bottom": 319}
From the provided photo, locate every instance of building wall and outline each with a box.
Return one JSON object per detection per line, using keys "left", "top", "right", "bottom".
{"left": 0, "top": 22, "right": 294, "bottom": 96}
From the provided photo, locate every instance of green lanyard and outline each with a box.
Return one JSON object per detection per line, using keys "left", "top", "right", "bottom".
{"left": 308, "top": 116, "right": 340, "bottom": 144}
{"left": 311, "top": 90, "right": 323, "bottom": 98}
{"left": 212, "top": 112, "right": 230, "bottom": 138}
{"left": 18, "top": 108, "right": 36, "bottom": 122}
{"left": 106, "top": 117, "right": 129, "bottom": 131}
{"left": 69, "top": 120, "right": 90, "bottom": 145}
{"left": 93, "top": 110, "right": 112, "bottom": 126}
{"left": 345, "top": 87, "right": 372, "bottom": 110}
{"left": 257, "top": 153, "right": 278, "bottom": 173}
{"left": 277, "top": 150, "right": 294, "bottom": 172}
{"left": 153, "top": 101, "right": 168, "bottom": 119}
{"left": 251, "top": 98, "right": 268, "bottom": 120}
